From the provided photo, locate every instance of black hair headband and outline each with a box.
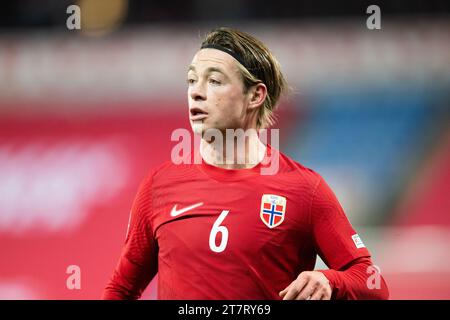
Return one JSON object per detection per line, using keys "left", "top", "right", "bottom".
{"left": 200, "top": 44, "right": 251, "bottom": 73}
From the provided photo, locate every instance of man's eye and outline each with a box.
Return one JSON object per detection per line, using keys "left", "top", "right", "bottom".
{"left": 187, "top": 78, "right": 196, "bottom": 85}
{"left": 209, "top": 79, "right": 221, "bottom": 85}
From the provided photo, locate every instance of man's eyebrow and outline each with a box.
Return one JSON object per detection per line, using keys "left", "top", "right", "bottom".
{"left": 187, "top": 65, "right": 227, "bottom": 76}
{"left": 206, "top": 67, "right": 227, "bottom": 76}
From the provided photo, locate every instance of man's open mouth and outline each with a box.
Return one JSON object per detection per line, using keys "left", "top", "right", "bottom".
{"left": 190, "top": 107, "right": 208, "bottom": 120}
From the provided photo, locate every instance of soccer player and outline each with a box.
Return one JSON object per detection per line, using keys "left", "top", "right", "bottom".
{"left": 102, "top": 27, "right": 389, "bottom": 300}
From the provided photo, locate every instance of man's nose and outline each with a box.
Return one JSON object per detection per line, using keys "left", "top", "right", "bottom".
{"left": 189, "top": 82, "right": 206, "bottom": 101}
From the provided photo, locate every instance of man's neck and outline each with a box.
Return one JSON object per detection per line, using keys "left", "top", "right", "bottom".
{"left": 200, "top": 129, "right": 266, "bottom": 170}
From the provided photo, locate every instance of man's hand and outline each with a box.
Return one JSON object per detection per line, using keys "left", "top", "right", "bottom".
{"left": 279, "top": 271, "right": 332, "bottom": 300}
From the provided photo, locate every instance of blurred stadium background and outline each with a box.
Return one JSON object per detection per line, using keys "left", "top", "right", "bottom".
{"left": 0, "top": 0, "right": 449, "bottom": 299}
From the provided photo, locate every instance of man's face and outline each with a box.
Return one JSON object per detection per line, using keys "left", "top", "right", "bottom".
{"left": 187, "top": 48, "right": 250, "bottom": 135}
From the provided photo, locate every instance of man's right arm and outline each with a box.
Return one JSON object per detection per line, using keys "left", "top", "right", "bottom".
{"left": 102, "top": 173, "right": 158, "bottom": 300}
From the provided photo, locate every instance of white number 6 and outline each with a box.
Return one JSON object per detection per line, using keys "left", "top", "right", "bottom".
{"left": 209, "top": 210, "right": 229, "bottom": 253}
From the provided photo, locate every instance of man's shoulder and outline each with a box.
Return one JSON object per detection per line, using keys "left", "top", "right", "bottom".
{"left": 143, "top": 160, "right": 196, "bottom": 184}
{"left": 276, "top": 149, "right": 323, "bottom": 187}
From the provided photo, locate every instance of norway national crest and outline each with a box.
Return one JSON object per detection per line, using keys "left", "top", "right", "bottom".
{"left": 260, "top": 194, "right": 287, "bottom": 228}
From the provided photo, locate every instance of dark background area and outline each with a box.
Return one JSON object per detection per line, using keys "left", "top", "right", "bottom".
{"left": 1, "top": 0, "right": 449, "bottom": 28}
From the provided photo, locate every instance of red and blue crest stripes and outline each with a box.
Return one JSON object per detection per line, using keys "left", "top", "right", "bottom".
{"left": 260, "top": 194, "right": 286, "bottom": 228}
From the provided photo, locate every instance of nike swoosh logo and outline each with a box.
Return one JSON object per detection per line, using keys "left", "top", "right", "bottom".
{"left": 170, "top": 202, "right": 204, "bottom": 217}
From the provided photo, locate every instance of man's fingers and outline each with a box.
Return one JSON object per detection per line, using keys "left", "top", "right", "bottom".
{"left": 296, "top": 281, "right": 318, "bottom": 300}
{"left": 282, "top": 275, "right": 309, "bottom": 300}
{"left": 279, "top": 283, "right": 291, "bottom": 297}
{"left": 280, "top": 271, "right": 332, "bottom": 300}
{"left": 309, "top": 287, "right": 325, "bottom": 300}
{"left": 282, "top": 284, "right": 299, "bottom": 300}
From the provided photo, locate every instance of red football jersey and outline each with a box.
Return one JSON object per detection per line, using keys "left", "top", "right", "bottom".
{"left": 104, "top": 145, "right": 371, "bottom": 299}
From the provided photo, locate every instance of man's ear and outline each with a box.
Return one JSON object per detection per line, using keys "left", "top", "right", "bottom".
{"left": 247, "top": 83, "right": 267, "bottom": 110}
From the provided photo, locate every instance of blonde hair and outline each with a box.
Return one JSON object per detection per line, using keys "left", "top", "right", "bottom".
{"left": 201, "top": 27, "right": 288, "bottom": 129}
